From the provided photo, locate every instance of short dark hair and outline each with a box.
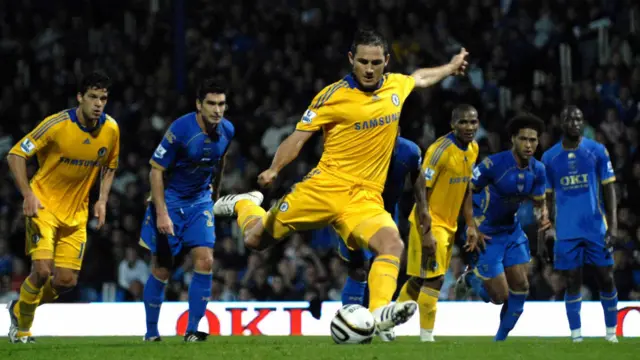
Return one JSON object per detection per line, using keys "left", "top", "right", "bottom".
{"left": 506, "top": 113, "right": 545, "bottom": 137}
{"left": 350, "top": 28, "right": 388, "bottom": 55}
{"left": 560, "top": 105, "right": 582, "bottom": 120}
{"left": 78, "top": 71, "right": 111, "bottom": 95}
{"left": 196, "top": 78, "right": 227, "bottom": 102}
{"left": 451, "top": 104, "right": 477, "bottom": 123}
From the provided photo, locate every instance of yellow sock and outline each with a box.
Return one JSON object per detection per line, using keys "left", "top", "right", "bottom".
{"left": 397, "top": 276, "right": 421, "bottom": 302}
{"left": 368, "top": 255, "right": 400, "bottom": 311}
{"left": 40, "top": 276, "right": 59, "bottom": 305}
{"left": 418, "top": 286, "right": 440, "bottom": 331}
{"left": 235, "top": 200, "right": 266, "bottom": 235}
{"left": 14, "top": 278, "right": 43, "bottom": 332}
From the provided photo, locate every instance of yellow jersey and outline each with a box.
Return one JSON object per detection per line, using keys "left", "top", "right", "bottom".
{"left": 9, "top": 109, "right": 120, "bottom": 225}
{"left": 295, "top": 73, "right": 415, "bottom": 192}
{"left": 410, "top": 132, "right": 478, "bottom": 232}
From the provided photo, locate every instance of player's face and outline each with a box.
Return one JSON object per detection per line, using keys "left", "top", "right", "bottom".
{"left": 348, "top": 45, "right": 389, "bottom": 90}
{"left": 562, "top": 109, "right": 584, "bottom": 138}
{"left": 77, "top": 87, "right": 108, "bottom": 123}
{"left": 197, "top": 93, "right": 226, "bottom": 125}
{"left": 512, "top": 128, "right": 539, "bottom": 160}
{"left": 452, "top": 110, "right": 479, "bottom": 144}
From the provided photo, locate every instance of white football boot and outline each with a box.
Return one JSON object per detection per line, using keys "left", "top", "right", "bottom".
{"left": 213, "top": 191, "right": 264, "bottom": 216}
{"left": 372, "top": 300, "right": 418, "bottom": 334}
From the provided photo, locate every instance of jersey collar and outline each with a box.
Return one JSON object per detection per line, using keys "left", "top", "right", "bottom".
{"left": 344, "top": 73, "right": 385, "bottom": 92}
{"left": 446, "top": 132, "right": 469, "bottom": 151}
{"left": 68, "top": 108, "right": 106, "bottom": 133}
{"left": 561, "top": 136, "right": 583, "bottom": 151}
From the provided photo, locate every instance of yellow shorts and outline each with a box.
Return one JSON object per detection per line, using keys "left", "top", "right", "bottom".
{"left": 264, "top": 167, "right": 397, "bottom": 251}
{"left": 25, "top": 209, "right": 87, "bottom": 270}
{"left": 406, "top": 222, "right": 455, "bottom": 279}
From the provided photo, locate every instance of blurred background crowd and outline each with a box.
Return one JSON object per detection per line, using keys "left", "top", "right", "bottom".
{"left": 1, "top": 0, "right": 640, "bottom": 305}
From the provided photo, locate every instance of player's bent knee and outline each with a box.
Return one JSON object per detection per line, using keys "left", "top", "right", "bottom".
{"left": 151, "top": 266, "right": 171, "bottom": 282}
{"left": 53, "top": 268, "right": 78, "bottom": 288}
{"left": 597, "top": 270, "right": 616, "bottom": 293}
{"left": 245, "top": 231, "right": 277, "bottom": 251}
{"left": 347, "top": 267, "right": 368, "bottom": 282}
{"left": 422, "top": 276, "right": 444, "bottom": 290}
{"left": 31, "top": 260, "right": 53, "bottom": 285}
{"left": 369, "top": 227, "right": 404, "bottom": 257}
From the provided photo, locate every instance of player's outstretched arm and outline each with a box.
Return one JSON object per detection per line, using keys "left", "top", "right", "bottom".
{"left": 258, "top": 130, "right": 314, "bottom": 187}
{"left": 6, "top": 154, "right": 43, "bottom": 217}
{"left": 410, "top": 48, "right": 469, "bottom": 89}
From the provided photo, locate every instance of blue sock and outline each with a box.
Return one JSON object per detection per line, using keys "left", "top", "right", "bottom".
{"left": 495, "top": 290, "right": 527, "bottom": 341}
{"left": 499, "top": 300, "right": 508, "bottom": 321}
{"left": 465, "top": 272, "right": 491, "bottom": 303}
{"left": 186, "top": 271, "right": 212, "bottom": 333}
{"left": 341, "top": 277, "right": 367, "bottom": 305}
{"left": 600, "top": 290, "right": 618, "bottom": 330}
{"left": 143, "top": 275, "right": 167, "bottom": 338}
{"left": 564, "top": 292, "right": 582, "bottom": 332}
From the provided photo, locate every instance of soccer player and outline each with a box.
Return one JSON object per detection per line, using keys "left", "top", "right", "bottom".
{"left": 214, "top": 28, "right": 468, "bottom": 333}
{"left": 6, "top": 71, "right": 120, "bottom": 343}
{"left": 396, "top": 104, "right": 480, "bottom": 342}
{"left": 336, "top": 134, "right": 427, "bottom": 341}
{"left": 138, "top": 79, "right": 234, "bottom": 342}
{"left": 542, "top": 106, "right": 619, "bottom": 343}
{"left": 455, "top": 114, "right": 549, "bottom": 341}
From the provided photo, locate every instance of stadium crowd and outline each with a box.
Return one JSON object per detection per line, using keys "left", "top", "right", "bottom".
{"left": 0, "top": 0, "right": 640, "bottom": 305}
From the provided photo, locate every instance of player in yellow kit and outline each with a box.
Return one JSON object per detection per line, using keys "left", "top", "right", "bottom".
{"left": 214, "top": 28, "right": 469, "bottom": 336}
{"left": 397, "top": 104, "right": 482, "bottom": 342}
{"left": 6, "top": 71, "right": 120, "bottom": 343}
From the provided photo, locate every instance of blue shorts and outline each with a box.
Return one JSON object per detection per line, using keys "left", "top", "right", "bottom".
{"left": 472, "top": 225, "right": 530, "bottom": 279}
{"left": 139, "top": 201, "right": 216, "bottom": 257}
{"left": 553, "top": 236, "right": 614, "bottom": 270}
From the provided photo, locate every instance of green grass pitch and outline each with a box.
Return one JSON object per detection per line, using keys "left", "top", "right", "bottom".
{"left": 0, "top": 336, "right": 638, "bottom": 360}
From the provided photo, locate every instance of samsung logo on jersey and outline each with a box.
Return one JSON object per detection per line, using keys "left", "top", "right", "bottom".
{"left": 560, "top": 174, "right": 589, "bottom": 189}
{"left": 59, "top": 157, "right": 101, "bottom": 167}
{"left": 449, "top": 176, "right": 470, "bottom": 184}
{"left": 354, "top": 112, "right": 401, "bottom": 131}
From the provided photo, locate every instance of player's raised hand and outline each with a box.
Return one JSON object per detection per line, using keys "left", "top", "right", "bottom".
{"left": 23, "top": 192, "right": 44, "bottom": 217}
{"left": 156, "top": 212, "right": 175, "bottom": 236}
{"left": 464, "top": 225, "right": 490, "bottom": 253}
{"left": 258, "top": 169, "right": 278, "bottom": 188}
{"left": 449, "top": 47, "right": 469, "bottom": 76}
{"left": 93, "top": 200, "right": 107, "bottom": 229}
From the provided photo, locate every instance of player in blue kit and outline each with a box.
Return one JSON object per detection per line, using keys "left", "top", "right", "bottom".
{"left": 455, "top": 114, "right": 550, "bottom": 341}
{"left": 542, "top": 106, "right": 619, "bottom": 343}
{"left": 139, "top": 80, "right": 248, "bottom": 342}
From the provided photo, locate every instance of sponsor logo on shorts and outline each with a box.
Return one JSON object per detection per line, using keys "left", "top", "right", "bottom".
{"left": 279, "top": 202, "right": 289, "bottom": 212}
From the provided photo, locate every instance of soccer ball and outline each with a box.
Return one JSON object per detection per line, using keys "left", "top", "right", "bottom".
{"left": 330, "top": 304, "right": 376, "bottom": 344}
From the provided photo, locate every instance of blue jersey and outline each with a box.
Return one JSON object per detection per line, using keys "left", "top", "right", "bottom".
{"left": 382, "top": 136, "right": 422, "bottom": 219}
{"left": 541, "top": 138, "right": 615, "bottom": 241}
{"left": 150, "top": 112, "right": 234, "bottom": 208}
{"left": 471, "top": 150, "right": 546, "bottom": 235}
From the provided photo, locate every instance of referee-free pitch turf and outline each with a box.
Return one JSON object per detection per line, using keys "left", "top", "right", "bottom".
{"left": 0, "top": 336, "right": 638, "bottom": 360}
